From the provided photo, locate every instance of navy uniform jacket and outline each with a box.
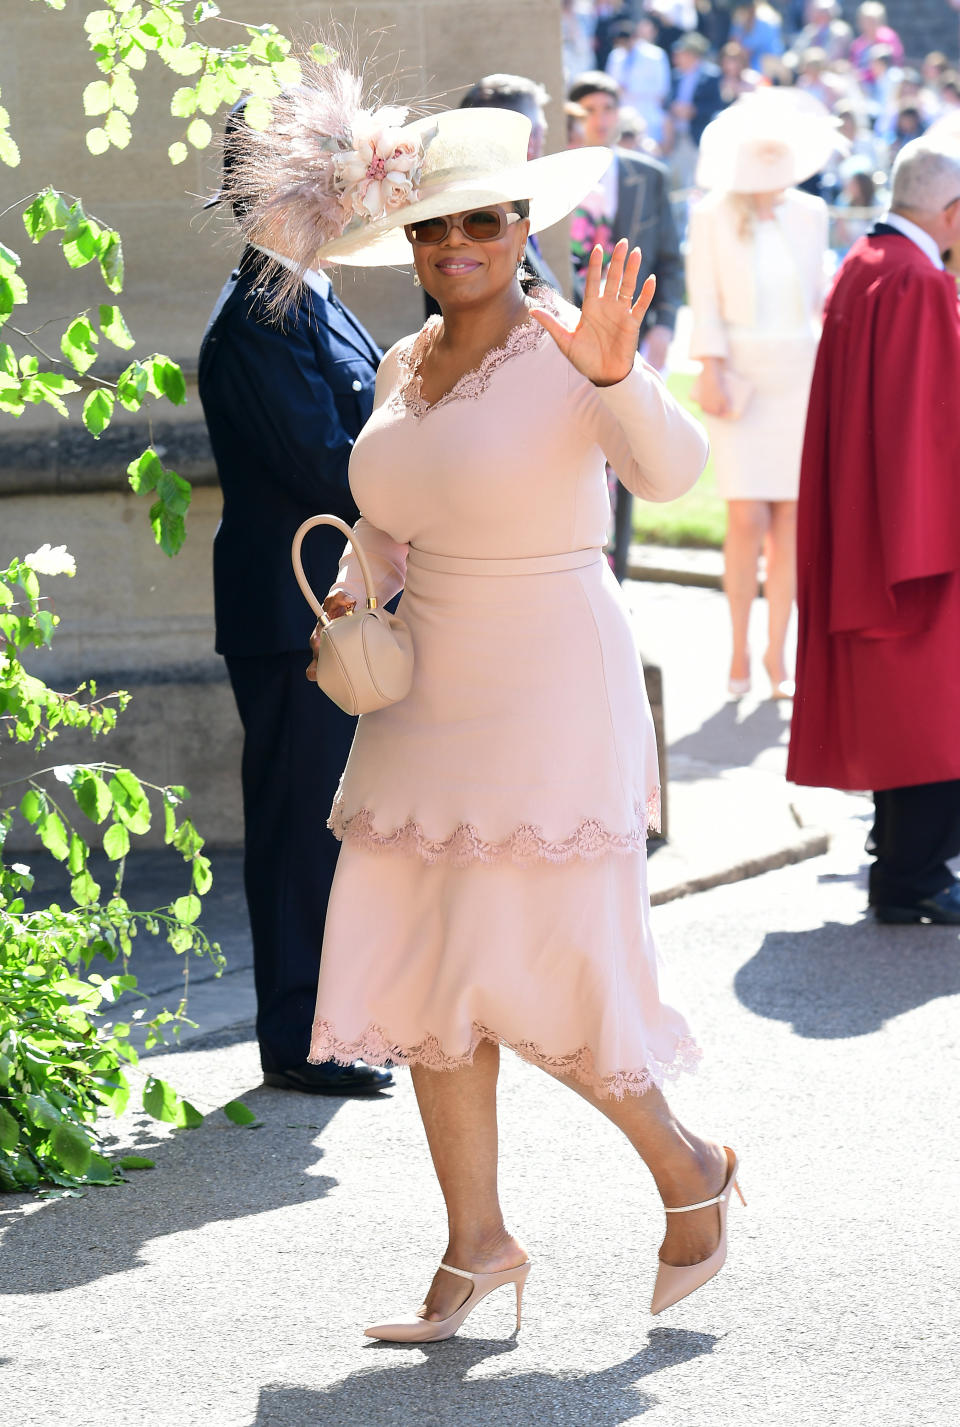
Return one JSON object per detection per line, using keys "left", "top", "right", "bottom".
{"left": 198, "top": 249, "right": 382, "bottom": 656}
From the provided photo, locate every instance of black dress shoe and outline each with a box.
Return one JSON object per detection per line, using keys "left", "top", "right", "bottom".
{"left": 263, "top": 1060, "right": 394, "bottom": 1094}
{"left": 872, "top": 882, "right": 960, "bottom": 925}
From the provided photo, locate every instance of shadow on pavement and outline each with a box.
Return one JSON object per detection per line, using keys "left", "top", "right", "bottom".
{"left": 668, "top": 699, "right": 790, "bottom": 775}
{"left": 0, "top": 1075, "right": 345, "bottom": 1295}
{"left": 734, "top": 919, "right": 960, "bottom": 1038}
{"left": 249, "top": 1327, "right": 720, "bottom": 1426}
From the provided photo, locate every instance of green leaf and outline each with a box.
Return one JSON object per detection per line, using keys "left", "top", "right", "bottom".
{"left": 160, "top": 361, "right": 186, "bottom": 406}
{"left": 50, "top": 1122, "right": 93, "bottom": 1176}
{"left": 223, "top": 1099, "right": 258, "bottom": 1126}
{"left": 38, "top": 810, "right": 69, "bottom": 861}
{"left": 176, "top": 1099, "right": 204, "bottom": 1129}
{"left": 0, "top": 1104, "right": 19, "bottom": 1151}
{"left": 0, "top": 341, "right": 17, "bottom": 375}
{"left": 0, "top": 132, "right": 20, "bottom": 168}
{"left": 98, "top": 304, "right": 135, "bottom": 350}
{"left": 83, "top": 81, "right": 112, "bottom": 116}
{"left": 164, "top": 45, "right": 204, "bottom": 76}
{"left": 157, "top": 467, "right": 191, "bottom": 515}
{"left": 73, "top": 771, "right": 112, "bottom": 824}
{"left": 108, "top": 768, "right": 151, "bottom": 835}
{"left": 23, "top": 190, "right": 71, "bottom": 242}
{"left": 82, "top": 388, "right": 115, "bottom": 438}
{"left": 70, "top": 868, "right": 101, "bottom": 906}
{"left": 170, "top": 86, "right": 197, "bottom": 118}
{"left": 186, "top": 118, "right": 212, "bottom": 149}
{"left": 191, "top": 853, "right": 213, "bottom": 894}
{"left": 86, "top": 127, "right": 110, "bottom": 157}
{"left": 243, "top": 95, "right": 273, "bottom": 132}
{"left": 118, "top": 362, "right": 148, "bottom": 411}
{"left": 84, "top": 1153, "right": 117, "bottom": 1185}
{"left": 24, "top": 1094, "right": 61, "bottom": 1131}
{"left": 98, "top": 233, "right": 125, "bottom": 293}
{"left": 110, "top": 70, "right": 139, "bottom": 116}
{"left": 168, "top": 141, "right": 188, "bottom": 166}
{"left": 143, "top": 1075, "right": 177, "bottom": 1121}
{"left": 20, "top": 788, "right": 44, "bottom": 824}
{"left": 127, "top": 446, "right": 163, "bottom": 492}
{"left": 67, "top": 831, "right": 87, "bottom": 875}
{"left": 172, "top": 893, "right": 201, "bottom": 924}
{"left": 103, "top": 821, "right": 130, "bottom": 860}
{"left": 61, "top": 316, "right": 99, "bottom": 375}
{"left": 119, "top": 1155, "right": 154, "bottom": 1170}
{"left": 104, "top": 109, "right": 132, "bottom": 149}
{"left": 149, "top": 500, "right": 186, "bottom": 557}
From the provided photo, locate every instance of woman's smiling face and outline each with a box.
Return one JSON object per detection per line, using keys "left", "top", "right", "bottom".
{"left": 410, "top": 202, "right": 531, "bottom": 309}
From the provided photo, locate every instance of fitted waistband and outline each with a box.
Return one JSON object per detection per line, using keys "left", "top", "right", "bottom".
{"left": 407, "top": 547, "right": 603, "bottom": 577}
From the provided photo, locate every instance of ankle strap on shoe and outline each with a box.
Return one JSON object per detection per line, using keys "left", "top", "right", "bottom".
{"left": 664, "top": 1192, "right": 726, "bottom": 1212}
{"left": 439, "top": 1262, "right": 477, "bottom": 1281}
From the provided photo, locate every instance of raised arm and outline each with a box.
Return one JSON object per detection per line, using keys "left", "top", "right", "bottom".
{"left": 531, "top": 240, "right": 708, "bottom": 501}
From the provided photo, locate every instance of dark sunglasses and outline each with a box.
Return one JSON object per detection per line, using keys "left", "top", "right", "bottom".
{"left": 404, "top": 205, "right": 523, "bottom": 246}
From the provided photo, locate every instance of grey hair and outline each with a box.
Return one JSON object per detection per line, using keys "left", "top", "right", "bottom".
{"left": 890, "top": 140, "right": 960, "bottom": 213}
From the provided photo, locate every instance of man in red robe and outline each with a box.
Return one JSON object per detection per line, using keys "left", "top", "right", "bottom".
{"left": 788, "top": 138, "right": 960, "bottom": 923}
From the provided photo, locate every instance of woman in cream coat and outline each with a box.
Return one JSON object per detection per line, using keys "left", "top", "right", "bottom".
{"left": 687, "top": 94, "right": 834, "bottom": 698}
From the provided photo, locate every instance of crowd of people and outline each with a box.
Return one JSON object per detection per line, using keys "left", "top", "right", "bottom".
{"left": 562, "top": 1, "right": 960, "bottom": 229}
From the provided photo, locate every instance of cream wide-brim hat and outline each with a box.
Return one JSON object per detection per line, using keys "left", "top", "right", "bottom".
{"left": 696, "top": 91, "right": 840, "bottom": 194}
{"left": 321, "top": 108, "right": 612, "bottom": 267}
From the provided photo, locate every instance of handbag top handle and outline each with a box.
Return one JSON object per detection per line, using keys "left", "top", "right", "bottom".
{"left": 291, "top": 515, "right": 379, "bottom": 625}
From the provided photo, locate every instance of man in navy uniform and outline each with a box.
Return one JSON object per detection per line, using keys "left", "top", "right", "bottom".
{"left": 198, "top": 110, "right": 392, "bottom": 1095}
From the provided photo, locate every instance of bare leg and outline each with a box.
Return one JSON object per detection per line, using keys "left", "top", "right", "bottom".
{"left": 762, "top": 500, "right": 797, "bottom": 688}
{"left": 410, "top": 1040, "right": 527, "bottom": 1322}
{"left": 723, "top": 500, "right": 770, "bottom": 683}
{"left": 557, "top": 1074, "right": 729, "bottom": 1268}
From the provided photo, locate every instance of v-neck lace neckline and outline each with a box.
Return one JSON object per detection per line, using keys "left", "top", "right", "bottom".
{"left": 392, "top": 287, "right": 555, "bottom": 420}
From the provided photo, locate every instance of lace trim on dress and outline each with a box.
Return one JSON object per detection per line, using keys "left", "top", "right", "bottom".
{"left": 390, "top": 286, "right": 555, "bottom": 420}
{"left": 309, "top": 1018, "right": 702, "bottom": 1101}
{"left": 328, "top": 787, "right": 662, "bottom": 867}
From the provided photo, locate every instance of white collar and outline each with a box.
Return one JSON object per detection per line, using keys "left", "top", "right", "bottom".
{"left": 882, "top": 212, "right": 945, "bottom": 270}
{"left": 253, "top": 245, "right": 333, "bottom": 298}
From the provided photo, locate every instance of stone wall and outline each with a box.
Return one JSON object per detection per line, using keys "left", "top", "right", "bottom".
{"left": 1, "top": 0, "right": 566, "bottom": 848}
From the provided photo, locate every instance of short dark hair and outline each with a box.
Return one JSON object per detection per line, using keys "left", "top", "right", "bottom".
{"left": 460, "top": 73, "right": 549, "bottom": 113}
{"left": 568, "top": 71, "right": 620, "bottom": 105}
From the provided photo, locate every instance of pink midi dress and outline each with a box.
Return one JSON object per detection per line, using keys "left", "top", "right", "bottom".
{"left": 308, "top": 294, "right": 709, "bottom": 1097}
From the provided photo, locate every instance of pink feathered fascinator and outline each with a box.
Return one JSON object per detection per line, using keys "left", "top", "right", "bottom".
{"left": 220, "top": 57, "right": 435, "bottom": 313}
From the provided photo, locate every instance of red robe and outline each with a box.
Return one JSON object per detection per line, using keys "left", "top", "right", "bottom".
{"left": 788, "top": 233, "right": 960, "bottom": 791}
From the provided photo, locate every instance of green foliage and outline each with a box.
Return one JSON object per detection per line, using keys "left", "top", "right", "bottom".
{"left": 0, "top": 549, "right": 258, "bottom": 1195}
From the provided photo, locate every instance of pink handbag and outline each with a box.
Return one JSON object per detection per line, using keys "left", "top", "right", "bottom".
{"left": 291, "top": 514, "right": 414, "bottom": 716}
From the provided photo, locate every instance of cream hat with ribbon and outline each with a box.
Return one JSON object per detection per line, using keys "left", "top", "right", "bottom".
{"left": 325, "top": 108, "right": 612, "bottom": 266}
{"left": 221, "top": 59, "right": 612, "bottom": 298}
{"left": 696, "top": 90, "right": 841, "bottom": 194}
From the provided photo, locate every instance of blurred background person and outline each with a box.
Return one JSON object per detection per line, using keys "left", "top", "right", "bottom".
{"left": 665, "top": 32, "right": 724, "bottom": 190}
{"left": 718, "top": 40, "right": 765, "bottom": 104}
{"left": 563, "top": 0, "right": 598, "bottom": 81}
{"left": 850, "top": 2, "right": 903, "bottom": 81}
{"left": 685, "top": 93, "right": 833, "bottom": 700}
{"left": 831, "top": 156, "right": 883, "bottom": 254}
{"left": 729, "top": 2, "right": 785, "bottom": 71}
{"left": 605, "top": 17, "right": 671, "bottom": 146}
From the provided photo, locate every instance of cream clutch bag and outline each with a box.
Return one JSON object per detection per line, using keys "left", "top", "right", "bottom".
{"left": 690, "top": 368, "right": 754, "bottom": 421}
{"left": 291, "top": 514, "right": 414, "bottom": 716}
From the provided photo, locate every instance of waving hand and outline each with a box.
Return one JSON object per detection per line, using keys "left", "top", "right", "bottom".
{"left": 530, "top": 239, "right": 656, "bottom": 387}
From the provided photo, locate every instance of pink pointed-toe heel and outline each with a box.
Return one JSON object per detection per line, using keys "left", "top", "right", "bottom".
{"left": 650, "top": 1147, "right": 745, "bottom": 1316}
{"left": 364, "top": 1259, "right": 531, "bottom": 1342}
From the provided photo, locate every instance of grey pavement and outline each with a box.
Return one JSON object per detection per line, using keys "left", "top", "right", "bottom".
{"left": 6, "top": 582, "right": 957, "bottom": 1427}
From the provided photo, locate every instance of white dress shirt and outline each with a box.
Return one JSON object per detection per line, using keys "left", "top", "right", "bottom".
{"left": 881, "top": 212, "right": 945, "bottom": 270}
{"left": 254, "top": 245, "right": 334, "bottom": 296}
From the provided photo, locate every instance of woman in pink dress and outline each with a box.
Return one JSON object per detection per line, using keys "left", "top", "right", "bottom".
{"left": 227, "top": 71, "right": 743, "bottom": 1340}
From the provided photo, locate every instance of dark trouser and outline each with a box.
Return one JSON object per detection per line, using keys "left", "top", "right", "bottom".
{"left": 611, "top": 482, "right": 633, "bottom": 585}
{"left": 867, "top": 780, "right": 960, "bottom": 906}
{"left": 225, "top": 652, "right": 356, "bottom": 1072}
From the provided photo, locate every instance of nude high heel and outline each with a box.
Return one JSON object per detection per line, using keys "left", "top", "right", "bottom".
{"left": 364, "top": 1260, "right": 531, "bottom": 1342}
{"left": 650, "top": 1147, "right": 745, "bottom": 1316}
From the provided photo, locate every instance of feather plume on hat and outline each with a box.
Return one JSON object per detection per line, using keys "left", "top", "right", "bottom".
{"left": 219, "top": 55, "right": 432, "bottom": 314}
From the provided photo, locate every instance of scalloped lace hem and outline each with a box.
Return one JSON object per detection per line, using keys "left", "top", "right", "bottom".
{"left": 309, "top": 1018, "right": 702, "bottom": 1100}
{"left": 328, "top": 787, "right": 661, "bottom": 866}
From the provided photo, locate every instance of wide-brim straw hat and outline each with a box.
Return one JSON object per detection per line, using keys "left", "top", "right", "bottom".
{"left": 696, "top": 91, "right": 840, "bottom": 194}
{"left": 323, "top": 108, "right": 611, "bottom": 266}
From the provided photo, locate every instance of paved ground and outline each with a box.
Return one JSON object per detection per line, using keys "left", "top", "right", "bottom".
{"left": 4, "top": 583, "right": 958, "bottom": 1427}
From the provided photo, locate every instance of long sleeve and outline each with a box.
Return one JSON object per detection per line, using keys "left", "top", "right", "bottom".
{"left": 328, "top": 343, "right": 410, "bottom": 605}
{"left": 686, "top": 201, "right": 729, "bottom": 359}
{"left": 332, "top": 516, "right": 408, "bottom": 607}
{"left": 575, "top": 356, "right": 709, "bottom": 502}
